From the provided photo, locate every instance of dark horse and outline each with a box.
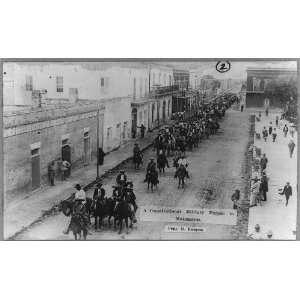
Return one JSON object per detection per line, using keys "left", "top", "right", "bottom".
{"left": 145, "top": 170, "right": 159, "bottom": 192}
{"left": 114, "top": 199, "right": 135, "bottom": 234}
{"left": 133, "top": 152, "right": 143, "bottom": 170}
{"left": 68, "top": 214, "right": 88, "bottom": 240}
{"left": 92, "top": 197, "right": 116, "bottom": 230}
{"left": 157, "top": 154, "right": 169, "bottom": 175}
{"left": 174, "top": 165, "right": 189, "bottom": 189}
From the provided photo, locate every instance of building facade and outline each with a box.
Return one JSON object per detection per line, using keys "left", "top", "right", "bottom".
{"left": 3, "top": 62, "right": 175, "bottom": 199}
{"left": 3, "top": 103, "right": 105, "bottom": 200}
{"left": 245, "top": 68, "right": 297, "bottom": 108}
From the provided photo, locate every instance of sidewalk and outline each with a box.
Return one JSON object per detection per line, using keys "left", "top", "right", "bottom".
{"left": 4, "top": 129, "right": 160, "bottom": 239}
{"left": 248, "top": 112, "right": 297, "bottom": 240}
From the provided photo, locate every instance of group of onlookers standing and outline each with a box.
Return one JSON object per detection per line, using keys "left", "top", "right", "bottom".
{"left": 47, "top": 158, "right": 71, "bottom": 186}
{"left": 249, "top": 111, "right": 295, "bottom": 208}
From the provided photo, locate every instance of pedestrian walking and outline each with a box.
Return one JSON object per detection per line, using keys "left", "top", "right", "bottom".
{"left": 259, "top": 173, "right": 268, "bottom": 202}
{"left": 290, "top": 126, "right": 295, "bottom": 138}
{"left": 288, "top": 139, "right": 296, "bottom": 158}
{"left": 272, "top": 128, "right": 277, "bottom": 142}
{"left": 231, "top": 189, "right": 240, "bottom": 209}
{"left": 240, "top": 104, "right": 244, "bottom": 112}
{"left": 275, "top": 116, "right": 279, "bottom": 127}
{"left": 137, "top": 124, "right": 146, "bottom": 138}
{"left": 48, "top": 161, "right": 56, "bottom": 186}
{"left": 250, "top": 177, "right": 261, "bottom": 207}
{"left": 262, "top": 127, "right": 268, "bottom": 142}
{"left": 268, "top": 122, "right": 273, "bottom": 135}
{"left": 283, "top": 124, "right": 288, "bottom": 137}
{"left": 279, "top": 182, "right": 292, "bottom": 206}
{"left": 260, "top": 153, "right": 268, "bottom": 171}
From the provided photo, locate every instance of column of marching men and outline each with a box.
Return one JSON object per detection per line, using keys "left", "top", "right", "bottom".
{"left": 61, "top": 94, "right": 239, "bottom": 239}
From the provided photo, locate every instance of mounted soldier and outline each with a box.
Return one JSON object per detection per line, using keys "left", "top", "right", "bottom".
{"left": 93, "top": 182, "right": 106, "bottom": 202}
{"left": 116, "top": 170, "right": 127, "bottom": 187}
{"left": 133, "top": 143, "right": 143, "bottom": 170}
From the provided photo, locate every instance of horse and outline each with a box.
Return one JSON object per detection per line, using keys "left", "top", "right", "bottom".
{"left": 174, "top": 165, "right": 189, "bottom": 189}
{"left": 145, "top": 170, "right": 159, "bottom": 192}
{"left": 157, "top": 154, "right": 169, "bottom": 175}
{"left": 68, "top": 214, "right": 88, "bottom": 240}
{"left": 114, "top": 199, "right": 135, "bottom": 234}
{"left": 92, "top": 196, "right": 115, "bottom": 230}
{"left": 61, "top": 197, "right": 93, "bottom": 220}
{"left": 133, "top": 152, "right": 143, "bottom": 170}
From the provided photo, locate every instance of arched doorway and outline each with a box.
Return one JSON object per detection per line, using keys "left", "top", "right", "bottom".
{"left": 131, "top": 108, "right": 137, "bottom": 138}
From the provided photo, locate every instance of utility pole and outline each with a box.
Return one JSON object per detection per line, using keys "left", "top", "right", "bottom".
{"left": 96, "top": 108, "right": 100, "bottom": 180}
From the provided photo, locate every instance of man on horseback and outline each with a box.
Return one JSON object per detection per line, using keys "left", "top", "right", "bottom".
{"left": 126, "top": 182, "right": 138, "bottom": 213}
{"left": 116, "top": 170, "right": 127, "bottom": 187}
{"left": 177, "top": 155, "right": 190, "bottom": 179}
{"left": 157, "top": 149, "right": 169, "bottom": 174}
{"left": 64, "top": 184, "right": 89, "bottom": 235}
{"left": 93, "top": 182, "right": 106, "bottom": 201}
{"left": 133, "top": 143, "right": 143, "bottom": 170}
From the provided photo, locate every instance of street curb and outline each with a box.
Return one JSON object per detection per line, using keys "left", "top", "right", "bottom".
{"left": 7, "top": 140, "right": 154, "bottom": 240}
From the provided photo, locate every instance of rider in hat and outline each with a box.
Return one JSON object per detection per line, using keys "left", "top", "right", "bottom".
{"left": 126, "top": 182, "right": 138, "bottom": 213}
{"left": 116, "top": 170, "right": 127, "bottom": 187}
{"left": 93, "top": 181, "right": 106, "bottom": 201}
{"left": 64, "top": 184, "right": 88, "bottom": 235}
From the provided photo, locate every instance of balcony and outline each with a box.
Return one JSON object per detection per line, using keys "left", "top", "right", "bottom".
{"left": 150, "top": 85, "right": 179, "bottom": 98}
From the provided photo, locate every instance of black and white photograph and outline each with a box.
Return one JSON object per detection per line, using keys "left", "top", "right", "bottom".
{"left": 2, "top": 59, "right": 298, "bottom": 240}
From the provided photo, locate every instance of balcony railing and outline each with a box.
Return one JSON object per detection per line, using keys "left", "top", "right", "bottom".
{"left": 150, "top": 85, "right": 179, "bottom": 98}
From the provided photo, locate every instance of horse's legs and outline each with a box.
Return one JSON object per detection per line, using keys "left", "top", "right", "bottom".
{"left": 94, "top": 216, "right": 98, "bottom": 230}
{"left": 119, "top": 218, "right": 123, "bottom": 234}
{"left": 114, "top": 217, "right": 117, "bottom": 230}
{"left": 125, "top": 218, "right": 129, "bottom": 234}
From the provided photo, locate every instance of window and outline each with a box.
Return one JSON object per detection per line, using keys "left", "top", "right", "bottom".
{"left": 100, "top": 77, "right": 105, "bottom": 87}
{"left": 139, "top": 78, "right": 143, "bottom": 97}
{"left": 152, "top": 73, "right": 156, "bottom": 85}
{"left": 62, "top": 138, "right": 69, "bottom": 145}
{"left": 56, "top": 76, "right": 63, "bottom": 93}
{"left": 144, "top": 78, "right": 148, "bottom": 96}
{"left": 133, "top": 78, "right": 136, "bottom": 99}
{"left": 25, "top": 75, "right": 33, "bottom": 91}
{"left": 169, "top": 75, "right": 172, "bottom": 86}
{"left": 123, "top": 122, "right": 128, "bottom": 139}
{"left": 158, "top": 73, "right": 161, "bottom": 85}
{"left": 164, "top": 74, "right": 166, "bottom": 86}
{"left": 31, "top": 148, "right": 39, "bottom": 156}
{"left": 139, "top": 111, "right": 143, "bottom": 124}
{"left": 107, "top": 127, "right": 112, "bottom": 140}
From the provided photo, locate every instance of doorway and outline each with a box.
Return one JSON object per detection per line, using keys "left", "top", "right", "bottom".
{"left": 62, "top": 141, "right": 71, "bottom": 177}
{"left": 83, "top": 131, "right": 91, "bottom": 165}
{"left": 131, "top": 108, "right": 137, "bottom": 138}
{"left": 31, "top": 147, "right": 40, "bottom": 190}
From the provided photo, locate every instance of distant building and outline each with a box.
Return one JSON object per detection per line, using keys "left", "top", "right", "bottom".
{"left": 173, "top": 69, "right": 190, "bottom": 89}
{"left": 245, "top": 68, "right": 297, "bottom": 107}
